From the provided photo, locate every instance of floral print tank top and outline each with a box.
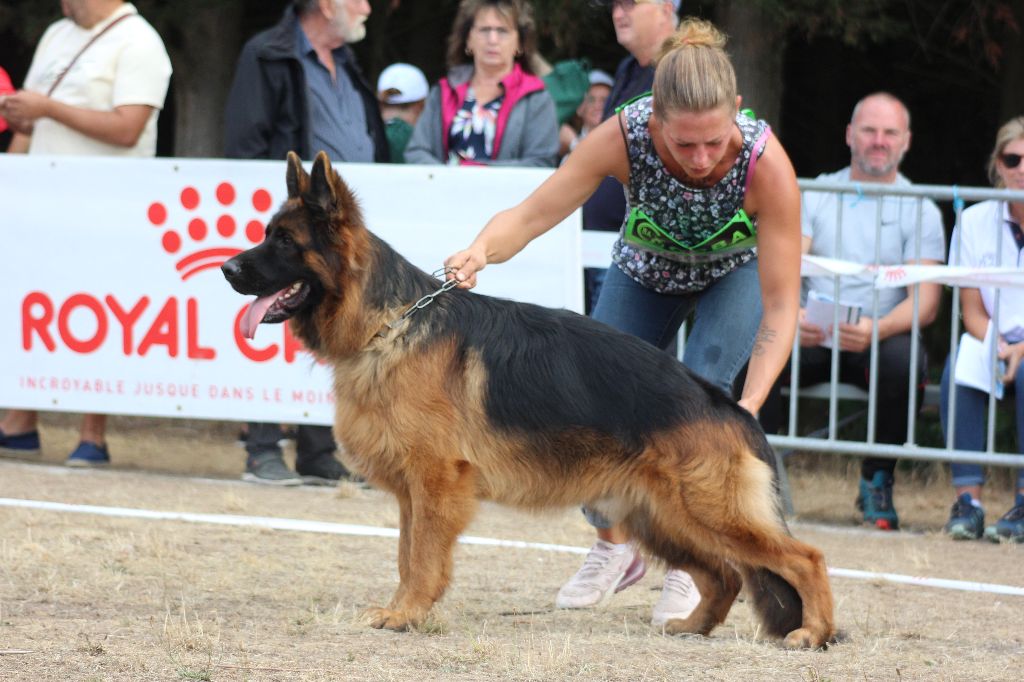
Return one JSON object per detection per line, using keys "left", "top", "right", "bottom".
{"left": 611, "top": 96, "right": 771, "bottom": 294}
{"left": 447, "top": 88, "right": 504, "bottom": 164}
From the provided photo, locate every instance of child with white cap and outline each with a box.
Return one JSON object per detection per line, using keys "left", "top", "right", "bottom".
{"left": 559, "top": 68, "right": 614, "bottom": 158}
{"left": 377, "top": 63, "right": 429, "bottom": 163}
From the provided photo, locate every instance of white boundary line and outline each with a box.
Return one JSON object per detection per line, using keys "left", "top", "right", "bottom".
{"left": 3, "top": 496, "right": 1023, "bottom": 597}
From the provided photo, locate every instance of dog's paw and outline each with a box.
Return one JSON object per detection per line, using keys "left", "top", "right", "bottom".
{"left": 782, "top": 627, "right": 827, "bottom": 650}
{"left": 362, "top": 607, "right": 416, "bottom": 631}
{"left": 659, "top": 616, "right": 713, "bottom": 637}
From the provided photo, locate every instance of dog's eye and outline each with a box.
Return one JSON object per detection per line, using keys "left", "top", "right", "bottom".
{"left": 277, "top": 232, "right": 293, "bottom": 246}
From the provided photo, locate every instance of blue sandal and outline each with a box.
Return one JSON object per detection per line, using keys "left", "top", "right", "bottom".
{"left": 65, "top": 441, "right": 110, "bottom": 467}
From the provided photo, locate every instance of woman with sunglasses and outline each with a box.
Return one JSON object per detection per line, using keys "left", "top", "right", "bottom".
{"left": 445, "top": 18, "right": 801, "bottom": 632}
{"left": 940, "top": 116, "right": 1024, "bottom": 543}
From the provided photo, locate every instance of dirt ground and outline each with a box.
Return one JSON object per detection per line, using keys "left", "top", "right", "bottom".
{"left": 1, "top": 414, "right": 1022, "bottom": 681}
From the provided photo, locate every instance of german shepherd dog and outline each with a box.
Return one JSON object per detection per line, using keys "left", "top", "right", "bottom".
{"left": 222, "top": 152, "right": 836, "bottom": 649}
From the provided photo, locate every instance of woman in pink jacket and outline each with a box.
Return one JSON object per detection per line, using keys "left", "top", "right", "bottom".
{"left": 405, "top": 0, "right": 558, "bottom": 167}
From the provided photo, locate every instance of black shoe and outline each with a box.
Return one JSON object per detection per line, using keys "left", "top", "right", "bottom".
{"left": 944, "top": 493, "right": 985, "bottom": 540}
{"left": 242, "top": 452, "right": 302, "bottom": 486}
{"left": 859, "top": 472, "right": 899, "bottom": 531}
{"left": 295, "top": 452, "right": 349, "bottom": 486}
{"left": 984, "top": 495, "right": 1024, "bottom": 543}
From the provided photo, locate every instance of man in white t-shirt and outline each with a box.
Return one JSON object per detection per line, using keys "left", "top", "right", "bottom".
{"left": 759, "top": 92, "right": 946, "bottom": 531}
{"left": 0, "top": 0, "right": 172, "bottom": 467}
{"left": 0, "top": 0, "right": 171, "bottom": 156}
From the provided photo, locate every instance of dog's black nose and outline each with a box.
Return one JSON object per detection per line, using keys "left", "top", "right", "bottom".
{"left": 221, "top": 259, "right": 242, "bottom": 281}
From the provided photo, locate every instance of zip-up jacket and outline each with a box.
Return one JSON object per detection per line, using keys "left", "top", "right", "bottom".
{"left": 405, "top": 63, "right": 557, "bottom": 167}
{"left": 223, "top": 6, "right": 387, "bottom": 162}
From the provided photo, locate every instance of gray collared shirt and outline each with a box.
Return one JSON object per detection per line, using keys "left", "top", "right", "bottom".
{"left": 295, "top": 25, "right": 373, "bottom": 163}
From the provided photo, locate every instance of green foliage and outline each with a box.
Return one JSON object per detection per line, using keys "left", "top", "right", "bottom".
{"left": 756, "top": 0, "right": 907, "bottom": 45}
{"left": 908, "top": 0, "right": 1022, "bottom": 70}
{"left": 675, "top": 0, "right": 1020, "bottom": 72}
{"left": 530, "top": 0, "right": 619, "bottom": 57}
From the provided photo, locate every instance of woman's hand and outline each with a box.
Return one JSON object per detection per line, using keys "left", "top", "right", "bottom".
{"left": 443, "top": 243, "right": 489, "bottom": 289}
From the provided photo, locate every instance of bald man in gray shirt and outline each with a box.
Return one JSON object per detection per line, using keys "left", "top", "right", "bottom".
{"left": 760, "top": 93, "right": 945, "bottom": 532}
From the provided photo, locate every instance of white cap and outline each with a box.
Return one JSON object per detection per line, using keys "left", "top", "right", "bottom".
{"left": 588, "top": 69, "right": 614, "bottom": 89}
{"left": 377, "top": 63, "right": 429, "bottom": 104}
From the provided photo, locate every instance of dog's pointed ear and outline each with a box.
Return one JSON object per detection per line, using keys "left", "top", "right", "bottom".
{"left": 286, "top": 151, "right": 309, "bottom": 199}
{"left": 307, "top": 151, "right": 339, "bottom": 213}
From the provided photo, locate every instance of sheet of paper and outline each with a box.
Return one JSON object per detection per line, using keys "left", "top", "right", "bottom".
{"left": 804, "top": 290, "right": 862, "bottom": 349}
{"left": 953, "top": 321, "right": 1005, "bottom": 400}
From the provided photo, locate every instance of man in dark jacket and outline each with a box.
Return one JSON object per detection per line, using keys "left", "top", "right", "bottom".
{"left": 225, "top": 0, "right": 387, "bottom": 163}
{"left": 224, "top": 0, "right": 388, "bottom": 486}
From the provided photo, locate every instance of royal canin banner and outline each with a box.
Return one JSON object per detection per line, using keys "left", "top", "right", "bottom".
{"left": 0, "top": 157, "right": 582, "bottom": 425}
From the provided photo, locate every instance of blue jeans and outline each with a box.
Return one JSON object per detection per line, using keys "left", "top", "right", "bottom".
{"left": 583, "top": 267, "right": 607, "bottom": 316}
{"left": 939, "top": 357, "right": 1024, "bottom": 490}
{"left": 582, "top": 260, "right": 763, "bottom": 528}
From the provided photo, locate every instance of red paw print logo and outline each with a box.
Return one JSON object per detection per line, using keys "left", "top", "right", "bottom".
{"left": 146, "top": 182, "right": 274, "bottom": 281}
{"left": 884, "top": 267, "right": 907, "bottom": 282}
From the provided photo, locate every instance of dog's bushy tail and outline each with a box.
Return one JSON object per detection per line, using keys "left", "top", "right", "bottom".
{"left": 740, "top": 566, "right": 803, "bottom": 638}
{"left": 741, "top": 408, "right": 789, "bottom": 515}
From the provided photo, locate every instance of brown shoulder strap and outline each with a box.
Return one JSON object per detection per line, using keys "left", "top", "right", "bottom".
{"left": 46, "top": 12, "right": 134, "bottom": 97}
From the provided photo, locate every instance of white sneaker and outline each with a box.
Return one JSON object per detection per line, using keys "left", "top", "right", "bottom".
{"left": 651, "top": 569, "right": 702, "bottom": 628}
{"left": 555, "top": 540, "right": 646, "bottom": 609}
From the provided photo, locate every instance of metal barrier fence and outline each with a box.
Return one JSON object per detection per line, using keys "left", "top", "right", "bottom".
{"left": 766, "top": 180, "right": 1024, "bottom": 489}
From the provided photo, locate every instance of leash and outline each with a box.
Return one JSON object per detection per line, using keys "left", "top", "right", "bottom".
{"left": 374, "top": 267, "right": 460, "bottom": 339}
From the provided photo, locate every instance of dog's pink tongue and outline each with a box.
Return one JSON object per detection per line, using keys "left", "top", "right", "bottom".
{"left": 240, "top": 288, "right": 287, "bottom": 340}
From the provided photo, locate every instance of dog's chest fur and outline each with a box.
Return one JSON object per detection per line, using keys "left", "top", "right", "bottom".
{"left": 326, "top": 335, "right": 467, "bottom": 491}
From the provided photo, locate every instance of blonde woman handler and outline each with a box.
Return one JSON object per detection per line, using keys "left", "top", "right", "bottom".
{"left": 445, "top": 19, "right": 801, "bottom": 633}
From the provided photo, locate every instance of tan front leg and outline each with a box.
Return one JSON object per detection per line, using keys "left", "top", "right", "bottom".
{"left": 385, "top": 492, "right": 413, "bottom": 610}
{"left": 364, "top": 460, "right": 477, "bottom": 631}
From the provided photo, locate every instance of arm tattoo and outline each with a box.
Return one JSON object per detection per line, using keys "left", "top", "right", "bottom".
{"left": 751, "top": 324, "right": 777, "bottom": 357}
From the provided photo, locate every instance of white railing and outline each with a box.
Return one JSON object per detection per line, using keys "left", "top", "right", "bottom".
{"left": 766, "top": 180, "right": 1024, "bottom": 475}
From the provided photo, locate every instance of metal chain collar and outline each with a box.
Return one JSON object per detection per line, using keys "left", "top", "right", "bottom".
{"left": 376, "top": 267, "right": 459, "bottom": 338}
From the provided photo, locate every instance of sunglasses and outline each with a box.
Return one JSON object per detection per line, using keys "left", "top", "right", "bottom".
{"left": 1000, "top": 152, "right": 1023, "bottom": 169}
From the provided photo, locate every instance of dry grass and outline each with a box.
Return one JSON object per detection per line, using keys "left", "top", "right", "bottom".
{"left": 0, "top": 413, "right": 1022, "bottom": 681}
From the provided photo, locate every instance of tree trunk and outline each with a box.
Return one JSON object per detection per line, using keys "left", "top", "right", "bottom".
{"left": 163, "top": 1, "right": 245, "bottom": 157}
{"left": 998, "top": 2, "right": 1024, "bottom": 125}
{"left": 712, "top": 1, "right": 786, "bottom": 133}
